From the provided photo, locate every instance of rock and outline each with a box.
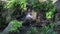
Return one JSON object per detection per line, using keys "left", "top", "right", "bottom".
{"left": 54, "top": 0, "right": 60, "bottom": 13}
{"left": 1, "top": 22, "right": 13, "bottom": 34}
{"left": 55, "top": 21, "right": 60, "bottom": 26}
{"left": 55, "top": 13, "right": 60, "bottom": 22}
{"left": 1, "top": 20, "right": 23, "bottom": 34}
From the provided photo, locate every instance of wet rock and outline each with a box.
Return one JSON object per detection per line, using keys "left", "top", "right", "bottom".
{"left": 55, "top": 13, "right": 60, "bottom": 22}
{"left": 54, "top": 0, "right": 60, "bottom": 13}
{"left": 1, "top": 22, "right": 14, "bottom": 34}
{"left": 55, "top": 21, "right": 60, "bottom": 34}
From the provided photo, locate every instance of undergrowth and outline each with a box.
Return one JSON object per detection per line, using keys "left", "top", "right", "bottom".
{"left": 9, "top": 20, "right": 23, "bottom": 32}
{"left": 42, "top": 23, "right": 57, "bottom": 34}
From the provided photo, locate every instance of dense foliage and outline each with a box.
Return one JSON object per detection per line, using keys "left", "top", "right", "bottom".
{"left": 0, "top": 0, "right": 60, "bottom": 34}
{"left": 4, "top": 0, "right": 27, "bottom": 10}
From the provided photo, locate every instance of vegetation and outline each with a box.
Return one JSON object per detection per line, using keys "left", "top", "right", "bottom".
{"left": 26, "top": 26, "right": 38, "bottom": 34}
{"left": 46, "top": 1, "right": 56, "bottom": 19}
{"left": 42, "top": 23, "right": 57, "bottom": 34}
{"left": 4, "top": 0, "right": 27, "bottom": 10}
{"left": 0, "top": 0, "right": 60, "bottom": 34}
{"left": 9, "top": 20, "right": 23, "bottom": 32}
